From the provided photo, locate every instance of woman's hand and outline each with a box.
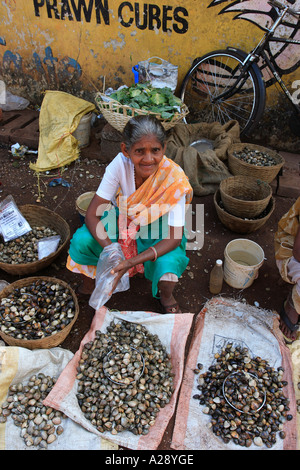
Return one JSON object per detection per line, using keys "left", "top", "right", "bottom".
{"left": 109, "top": 259, "right": 132, "bottom": 295}
{"left": 107, "top": 225, "right": 184, "bottom": 295}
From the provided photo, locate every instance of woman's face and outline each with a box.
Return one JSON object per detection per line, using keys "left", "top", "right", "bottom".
{"left": 121, "top": 134, "right": 166, "bottom": 183}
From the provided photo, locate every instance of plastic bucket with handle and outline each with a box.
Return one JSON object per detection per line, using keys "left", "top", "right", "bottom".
{"left": 224, "top": 238, "right": 265, "bottom": 289}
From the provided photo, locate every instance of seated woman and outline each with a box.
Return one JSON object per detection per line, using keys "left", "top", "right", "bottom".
{"left": 274, "top": 196, "right": 300, "bottom": 343}
{"left": 67, "top": 115, "right": 193, "bottom": 313}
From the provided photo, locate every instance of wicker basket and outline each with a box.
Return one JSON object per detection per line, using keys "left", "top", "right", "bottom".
{"left": 0, "top": 276, "right": 79, "bottom": 349}
{"left": 227, "top": 143, "right": 285, "bottom": 183}
{"left": 0, "top": 205, "right": 70, "bottom": 275}
{"left": 214, "top": 189, "right": 275, "bottom": 234}
{"left": 219, "top": 176, "right": 272, "bottom": 219}
{"left": 95, "top": 92, "right": 189, "bottom": 132}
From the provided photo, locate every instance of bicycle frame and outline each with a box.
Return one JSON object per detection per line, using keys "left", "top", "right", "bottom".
{"left": 214, "top": 2, "right": 300, "bottom": 113}
{"left": 259, "top": 48, "right": 300, "bottom": 113}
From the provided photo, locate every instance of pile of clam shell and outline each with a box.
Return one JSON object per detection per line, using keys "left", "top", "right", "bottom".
{"left": 0, "top": 226, "right": 61, "bottom": 264}
{"left": 103, "top": 344, "right": 145, "bottom": 385}
{"left": 193, "top": 343, "right": 292, "bottom": 448}
{"left": 76, "top": 319, "right": 174, "bottom": 436}
{"left": 0, "top": 373, "right": 66, "bottom": 449}
{"left": 233, "top": 147, "right": 278, "bottom": 166}
{"left": 0, "top": 280, "right": 76, "bottom": 340}
{"left": 223, "top": 370, "right": 266, "bottom": 414}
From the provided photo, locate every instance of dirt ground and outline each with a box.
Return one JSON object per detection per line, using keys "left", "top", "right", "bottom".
{"left": 0, "top": 135, "right": 297, "bottom": 450}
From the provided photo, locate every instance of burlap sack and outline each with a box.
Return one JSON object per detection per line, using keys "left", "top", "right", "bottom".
{"left": 166, "top": 121, "right": 240, "bottom": 196}
{"left": 44, "top": 307, "right": 194, "bottom": 450}
{"left": 171, "top": 297, "right": 297, "bottom": 450}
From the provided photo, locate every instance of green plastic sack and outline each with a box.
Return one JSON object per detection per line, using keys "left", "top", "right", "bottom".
{"left": 30, "top": 90, "right": 95, "bottom": 172}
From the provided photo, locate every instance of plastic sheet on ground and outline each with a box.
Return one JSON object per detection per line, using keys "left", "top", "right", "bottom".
{"left": 30, "top": 90, "right": 95, "bottom": 173}
{"left": 0, "top": 346, "right": 116, "bottom": 450}
{"left": 170, "top": 297, "right": 297, "bottom": 450}
{"left": 44, "top": 307, "right": 194, "bottom": 450}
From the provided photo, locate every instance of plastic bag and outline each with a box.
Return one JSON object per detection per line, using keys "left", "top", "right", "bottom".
{"left": 136, "top": 57, "right": 178, "bottom": 92}
{"left": 0, "top": 195, "right": 31, "bottom": 242}
{"left": 89, "top": 243, "right": 130, "bottom": 310}
{"left": 1, "top": 90, "right": 30, "bottom": 111}
{"left": 37, "top": 235, "right": 61, "bottom": 260}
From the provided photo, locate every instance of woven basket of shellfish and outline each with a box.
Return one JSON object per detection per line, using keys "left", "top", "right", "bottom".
{"left": 0, "top": 205, "right": 70, "bottom": 275}
{"left": 219, "top": 176, "right": 272, "bottom": 219}
{"left": 227, "top": 144, "right": 285, "bottom": 183}
{"left": 0, "top": 276, "right": 79, "bottom": 349}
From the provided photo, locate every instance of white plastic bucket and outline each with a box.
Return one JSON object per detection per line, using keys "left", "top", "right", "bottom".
{"left": 224, "top": 238, "right": 265, "bottom": 289}
{"left": 73, "top": 112, "right": 92, "bottom": 148}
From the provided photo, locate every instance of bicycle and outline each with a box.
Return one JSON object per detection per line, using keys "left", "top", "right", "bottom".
{"left": 180, "top": 0, "right": 300, "bottom": 136}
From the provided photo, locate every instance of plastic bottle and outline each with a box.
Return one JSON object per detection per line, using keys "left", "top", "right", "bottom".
{"left": 209, "top": 259, "right": 223, "bottom": 294}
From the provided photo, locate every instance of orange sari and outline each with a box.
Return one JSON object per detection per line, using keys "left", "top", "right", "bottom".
{"left": 118, "top": 155, "right": 193, "bottom": 226}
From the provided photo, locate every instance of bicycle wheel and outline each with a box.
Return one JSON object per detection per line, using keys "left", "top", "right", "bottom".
{"left": 180, "top": 49, "right": 266, "bottom": 136}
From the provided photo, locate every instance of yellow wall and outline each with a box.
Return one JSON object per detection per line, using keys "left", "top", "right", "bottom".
{"left": 0, "top": 0, "right": 298, "bottom": 105}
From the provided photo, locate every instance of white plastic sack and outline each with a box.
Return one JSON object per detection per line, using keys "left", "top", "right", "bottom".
{"left": 171, "top": 297, "right": 297, "bottom": 450}
{"left": 0, "top": 346, "right": 117, "bottom": 450}
{"left": 89, "top": 243, "right": 129, "bottom": 310}
{"left": 44, "top": 307, "right": 194, "bottom": 450}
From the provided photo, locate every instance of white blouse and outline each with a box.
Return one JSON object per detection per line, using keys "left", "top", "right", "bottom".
{"left": 96, "top": 153, "right": 186, "bottom": 227}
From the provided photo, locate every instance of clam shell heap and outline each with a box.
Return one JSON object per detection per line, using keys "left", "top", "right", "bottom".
{"left": 76, "top": 319, "right": 174, "bottom": 436}
{"left": 0, "top": 280, "right": 76, "bottom": 340}
{"left": 233, "top": 147, "right": 277, "bottom": 166}
{"left": 193, "top": 344, "right": 292, "bottom": 448}
{"left": 0, "top": 373, "right": 66, "bottom": 449}
{"left": 0, "top": 226, "right": 61, "bottom": 264}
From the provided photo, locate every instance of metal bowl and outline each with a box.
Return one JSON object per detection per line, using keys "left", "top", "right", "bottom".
{"left": 222, "top": 370, "right": 266, "bottom": 414}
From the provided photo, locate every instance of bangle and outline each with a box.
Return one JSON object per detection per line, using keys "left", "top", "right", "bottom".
{"left": 149, "top": 246, "right": 158, "bottom": 262}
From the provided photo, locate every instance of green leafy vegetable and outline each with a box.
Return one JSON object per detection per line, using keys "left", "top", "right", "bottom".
{"left": 110, "top": 83, "right": 184, "bottom": 121}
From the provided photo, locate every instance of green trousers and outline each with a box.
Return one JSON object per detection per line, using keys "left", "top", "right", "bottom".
{"left": 68, "top": 207, "right": 189, "bottom": 297}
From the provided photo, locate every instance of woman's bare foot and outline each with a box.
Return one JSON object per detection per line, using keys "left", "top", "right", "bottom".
{"left": 158, "top": 280, "right": 182, "bottom": 313}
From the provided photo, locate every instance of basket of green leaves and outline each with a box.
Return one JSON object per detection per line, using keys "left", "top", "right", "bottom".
{"left": 95, "top": 83, "right": 189, "bottom": 132}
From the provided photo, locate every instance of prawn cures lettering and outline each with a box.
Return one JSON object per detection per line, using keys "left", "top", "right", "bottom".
{"left": 32, "top": 0, "right": 189, "bottom": 33}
